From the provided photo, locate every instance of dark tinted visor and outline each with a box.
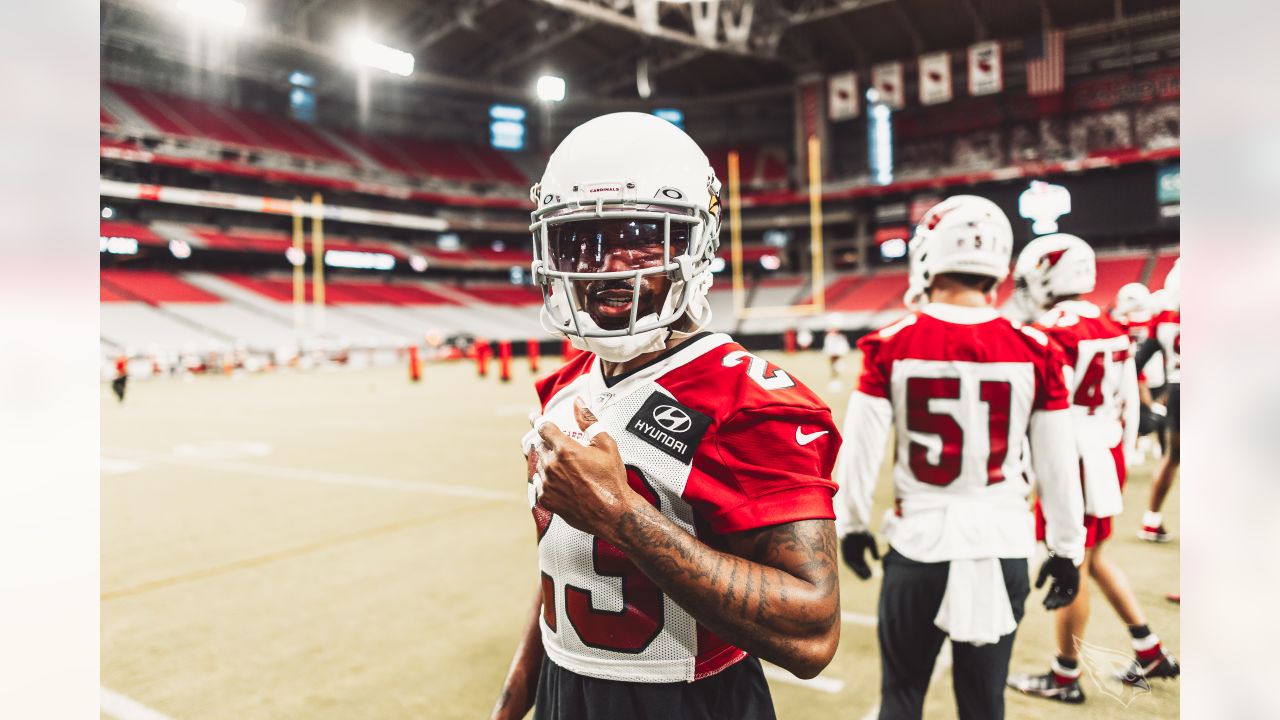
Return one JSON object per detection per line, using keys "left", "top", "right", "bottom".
{"left": 549, "top": 219, "right": 690, "bottom": 273}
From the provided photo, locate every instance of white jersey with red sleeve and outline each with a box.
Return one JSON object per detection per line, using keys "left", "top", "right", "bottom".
{"left": 1036, "top": 300, "right": 1139, "bottom": 519}
{"left": 1114, "top": 310, "right": 1165, "bottom": 386}
{"left": 529, "top": 332, "right": 840, "bottom": 683}
{"left": 833, "top": 303, "right": 1085, "bottom": 564}
{"left": 1150, "top": 308, "right": 1181, "bottom": 384}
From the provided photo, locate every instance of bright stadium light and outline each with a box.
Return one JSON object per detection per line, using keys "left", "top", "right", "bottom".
{"left": 99, "top": 236, "right": 138, "bottom": 255}
{"left": 408, "top": 254, "right": 429, "bottom": 272}
{"left": 351, "top": 38, "right": 415, "bottom": 77}
{"left": 169, "top": 239, "right": 193, "bottom": 259}
{"left": 537, "top": 75, "right": 566, "bottom": 102}
{"left": 760, "top": 254, "right": 782, "bottom": 271}
{"left": 324, "top": 249, "right": 396, "bottom": 270}
{"left": 101, "top": 206, "right": 115, "bottom": 219}
{"left": 177, "top": 0, "right": 246, "bottom": 27}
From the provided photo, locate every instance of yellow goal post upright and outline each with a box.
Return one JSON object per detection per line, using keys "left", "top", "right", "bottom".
{"left": 728, "top": 135, "right": 826, "bottom": 321}
{"left": 310, "top": 192, "right": 326, "bottom": 334}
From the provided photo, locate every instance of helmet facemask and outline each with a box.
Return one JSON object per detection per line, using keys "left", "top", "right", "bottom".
{"left": 530, "top": 196, "right": 717, "bottom": 362}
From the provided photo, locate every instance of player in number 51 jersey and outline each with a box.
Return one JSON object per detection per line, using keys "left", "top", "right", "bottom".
{"left": 835, "top": 195, "right": 1085, "bottom": 720}
{"left": 1007, "top": 235, "right": 1179, "bottom": 704}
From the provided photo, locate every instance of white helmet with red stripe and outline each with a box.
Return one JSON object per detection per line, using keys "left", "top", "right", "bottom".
{"left": 1013, "top": 233, "right": 1097, "bottom": 311}
{"left": 911, "top": 195, "right": 1014, "bottom": 287}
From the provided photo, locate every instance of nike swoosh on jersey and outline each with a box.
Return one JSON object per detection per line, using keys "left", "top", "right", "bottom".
{"left": 795, "top": 427, "right": 829, "bottom": 446}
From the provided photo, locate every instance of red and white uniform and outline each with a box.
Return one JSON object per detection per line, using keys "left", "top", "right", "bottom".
{"left": 1149, "top": 308, "right": 1181, "bottom": 384}
{"left": 529, "top": 333, "right": 839, "bottom": 683}
{"left": 1035, "top": 300, "right": 1139, "bottom": 532}
{"left": 1113, "top": 310, "right": 1164, "bottom": 386}
{"left": 834, "top": 304, "right": 1084, "bottom": 564}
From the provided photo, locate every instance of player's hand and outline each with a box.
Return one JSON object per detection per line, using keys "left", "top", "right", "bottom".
{"left": 1036, "top": 554, "right": 1080, "bottom": 610}
{"left": 533, "top": 398, "right": 637, "bottom": 540}
{"left": 840, "top": 532, "right": 880, "bottom": 580}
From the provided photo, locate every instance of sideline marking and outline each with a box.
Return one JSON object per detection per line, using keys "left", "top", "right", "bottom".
{"left": 762, "top": 664, "right": 846, "bottom": 694}
{"left": 841, "top": 610, "right": 878, "bottom": 626}
{"left": 101, "top": 502, "right": 495, "bottom": 601}
{"left": 101, "top": 687, "right": 174, "bottom": 720}
{"left": 103, "top": 447, "right": 522, "bottom": 503}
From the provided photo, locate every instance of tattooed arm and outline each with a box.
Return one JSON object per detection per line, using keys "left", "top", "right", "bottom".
{"left": 534, "top": 398, "right": 840, "bottom": 679}
{"left": 610, "top": 511, "right": 841, "bottom": 679}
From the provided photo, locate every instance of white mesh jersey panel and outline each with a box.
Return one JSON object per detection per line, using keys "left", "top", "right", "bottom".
{"left": 535, "top": 374, "right": 704, "bottom": 682}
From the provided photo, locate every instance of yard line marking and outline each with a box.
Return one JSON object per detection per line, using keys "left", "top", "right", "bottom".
{"left": 102, "top": 503, "right": 494, "bottom": 601}
{"left": 103, "top": 447, "right": 523, "bottom": 503}
{"left": 762, "top": 664, "right": 846, "bottom": 694}
{"left": 841, "top": 610, "right": 878, "bottom": 627}
{"left": 101, "top": 687, "right": 174, "bottom": 720}
{"left": 858, "top": 640, "right": 951, "bottom": 720}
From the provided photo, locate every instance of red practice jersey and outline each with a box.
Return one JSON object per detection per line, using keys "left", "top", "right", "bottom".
{"left": 1036, "top": 300, "right": 1139, "bottom": 517}
{"left": 836, "top": 304, "right": 1081, "bottom": 563}
{"left": 530, "top": 332, "right": 840, "bottom": 683}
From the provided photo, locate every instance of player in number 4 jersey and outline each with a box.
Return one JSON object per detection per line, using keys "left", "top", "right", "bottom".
{"left": 490, "top": 113, "right": 842, "bottom": 720}
{"left": 1007, "top": 235, "right": 1179, "bottom": 704}
{"left": 835, "top": 195, "right": 1085, "bottom": 720}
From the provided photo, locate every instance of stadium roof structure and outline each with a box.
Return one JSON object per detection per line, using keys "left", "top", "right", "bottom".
{"left": 102, "top": 0, "right": 1179, "bottom": 108}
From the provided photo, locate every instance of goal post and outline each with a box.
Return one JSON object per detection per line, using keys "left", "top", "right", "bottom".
{"left": 729, "top": 135, "right": 827, "bottom": 320}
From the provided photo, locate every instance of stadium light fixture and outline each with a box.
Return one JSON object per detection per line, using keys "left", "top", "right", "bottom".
{"left": 409, "top": 254, "right": 429, "bottom": 272}
{"left": 351, "top": 38, "right": 415, "bottom": 78}
{"left": 537, "top": 75, "right": 566, "bottom": 102}
{"left": 177, "top": 0, "right": 246, "bottom": 27}
{"left": 169, "top": 239, "right": 193, "bottom": 259}
{"left": 101, "top": 206, "right": 115, "bottom": 220}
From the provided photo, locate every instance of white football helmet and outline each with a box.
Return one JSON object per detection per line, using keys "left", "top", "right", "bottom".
{"left": 1163, "top": 257, "right": 1180, "bottom": 309}
{"left": 529, "top": 112, "right": 721, "bottom": 362}
{"left": 1114, "top": 282, "right": 1151, "bottom": 319}
{"left": 903, "top": 234, "right": 928, "bottom": 310}
{"left": 1012, "top": 233, "right": 1097, "bottom": 312}
{"left": 911, "top": 195, "right": 1014, "bottom": 289}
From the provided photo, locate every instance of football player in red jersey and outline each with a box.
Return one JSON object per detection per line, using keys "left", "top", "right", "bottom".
{"left": 1007, "top": 236, "right": 1179, "bottom": 704}
{"left": 1111, "top": 282, "right": 1165, "bottom": 460}
{"left": 1134, "top": 259, "right": 1181, "bottom": 542}
{"left": 490, "top": 113, "right": 843, "bottom": 720}
{"left": 835, "top": 196, "right": 1085, "bottom": 720}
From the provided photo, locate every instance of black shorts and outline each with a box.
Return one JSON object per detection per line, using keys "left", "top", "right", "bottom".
{"left": 1166, "top": 382, "right": 1180, "bottom": 435}
{"left": 534, "top": 655, "right": 776, "bottom": 720}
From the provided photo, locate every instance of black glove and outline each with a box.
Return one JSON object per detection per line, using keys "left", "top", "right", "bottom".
{"left": 841, "top": 532, "right": 880, "bottom": 580}
{"left": 1036, "top": 554, "right": 1080, "bottom": 610}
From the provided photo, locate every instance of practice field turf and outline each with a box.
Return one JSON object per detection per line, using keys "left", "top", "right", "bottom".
{"left": 102, "top": 352, "right": 1179, "bottom": 719}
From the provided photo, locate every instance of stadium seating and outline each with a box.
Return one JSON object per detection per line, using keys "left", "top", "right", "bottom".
{"left": 100, "top": 270, "right": 223, "bottom": 304}
{"left": 103, "top": 81, "right": 531, "bottom": 187}
{"left": 1148, "top": 251, "right": 1180, "bottom": 288}
{"left": 1085, "top": 255, "right": 1148, "bottom": 307}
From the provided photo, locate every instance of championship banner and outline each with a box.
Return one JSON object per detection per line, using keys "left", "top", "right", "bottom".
{"left": 827, "top": 71, "right": 859, "bottom": 121}
{"left": 968, "top": 40, "right": 1003, "bottom": 96}
{"left": 871, "top": 61, "right": 905, "bottom": 109}
{"left": 918, "top": 51, "right": 952, "bottom": 106}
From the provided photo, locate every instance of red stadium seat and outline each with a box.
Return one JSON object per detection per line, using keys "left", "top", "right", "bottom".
{"left": 100, "top": 270, "right": 223, "bottom": 304}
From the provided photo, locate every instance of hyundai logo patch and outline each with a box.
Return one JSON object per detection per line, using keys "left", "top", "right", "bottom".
{"left": 627, "top": 393, "right": 709, "bottom": 464}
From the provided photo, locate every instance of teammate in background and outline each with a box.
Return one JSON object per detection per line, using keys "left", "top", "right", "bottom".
{"left": 1134, "top": 259, "right": 1181, "bottom": 543}
{"left": 1007, "top": 236, "right": 1179, "bottom": 704}
{"left": 822, "top": 326, "right": 851, "bottom": 383}
{"left": 111, "top": 353, "right": 129, "bottom": 403}
{"left": 835, "top": 196, "right": 1084, "bottom": 720}
{"left": 1111, "top": 282, "right": 1165, "bottom": 459}
{"left": 491, "top": 113, "right": 843, "bottom": 720}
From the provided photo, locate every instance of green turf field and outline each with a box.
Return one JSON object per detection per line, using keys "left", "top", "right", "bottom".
{"left": 101, "top": 352, "right": 1179, "bottom": 719}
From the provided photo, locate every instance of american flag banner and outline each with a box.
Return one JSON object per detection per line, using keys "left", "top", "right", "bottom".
{"left": 1025, "top": 29, "right": 1065, "bottom": 96}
